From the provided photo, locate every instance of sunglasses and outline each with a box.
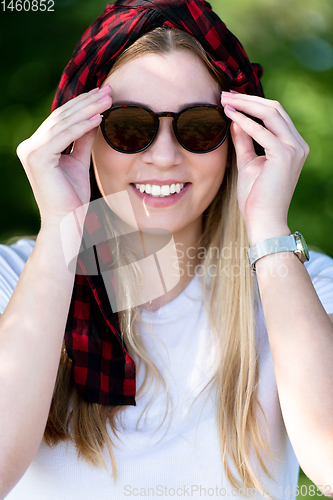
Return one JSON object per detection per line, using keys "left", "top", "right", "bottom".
{"left": 100, "top": 104, "right": 230, "bottom": 154}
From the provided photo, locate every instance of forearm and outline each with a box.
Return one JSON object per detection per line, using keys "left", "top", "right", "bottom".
{"left": 0, "top": 225, "right": 79, "bottom": 497}
{"left": 256, "top": 250, "right": 333, "bottom": 488}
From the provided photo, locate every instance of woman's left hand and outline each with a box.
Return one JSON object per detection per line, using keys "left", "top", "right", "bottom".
{"left": 221, "top": 92, "right": 309, "bottom": 246}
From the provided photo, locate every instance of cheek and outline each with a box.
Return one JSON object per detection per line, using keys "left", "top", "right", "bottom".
{"left": 92, "top": 130, "right": 131, "bottom": 195}
{"left": 92, "top": 132, "right": 139, "bottom": 229}
{"left": 198, "top": 143, "right": 229, "bottom": 196}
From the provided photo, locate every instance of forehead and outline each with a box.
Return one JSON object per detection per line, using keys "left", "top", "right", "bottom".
{"left": 104, "top": 50, "right": 221, "bottom": 111}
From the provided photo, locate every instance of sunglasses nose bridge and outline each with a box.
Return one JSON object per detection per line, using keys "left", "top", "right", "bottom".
{"left": 146, "top": 113, "right": 182, "bottom": 160}
{"left": 154, "top": 112, "right": 179, "bottom": 143}
{"left": 155, "top": 111, "right": 185, "bottom": 150}
{"left": 156, "top": 111, "right": 176, "bottom": 119}
{"left": 155, "top": 111, "right": 177, "bottom": 132}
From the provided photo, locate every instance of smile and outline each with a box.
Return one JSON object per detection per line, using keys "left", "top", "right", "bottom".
{"left": 133, "top": 183, "right": 187, "bottom": 197}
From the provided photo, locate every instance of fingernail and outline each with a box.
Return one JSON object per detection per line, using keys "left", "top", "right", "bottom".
{"left": 225, "top": 104, "right": 237, "bottom": 112}
{"left": 98, "top": 84, "right": 110, "bottom": 92}
{"left": 88, "top": 87, "right": 99, "bottom": 93}
{"left": 90, "top": 114, "right": 101, "bottom": 121}
{"left": 97, "top": 95, "right": 110, "bottom": 103}
{"left": 221, "top": 92, "right": 234, "bottom": 99}
{"left": 230, "top": 90, "right": 240, "bottom": 94}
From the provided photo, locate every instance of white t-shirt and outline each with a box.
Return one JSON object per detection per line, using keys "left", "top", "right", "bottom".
{"left": 1, "top": 239, "right": 333, "bottom": 500}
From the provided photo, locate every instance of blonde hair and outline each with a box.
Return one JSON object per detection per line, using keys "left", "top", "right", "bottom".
{"left": 44, "top": 27, "right": 274, "bottom": 496}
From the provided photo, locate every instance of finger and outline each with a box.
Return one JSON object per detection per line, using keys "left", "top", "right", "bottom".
{"left": 221, "top": 92, "right": 306, "bottom": 148}
{"left": 50, "top": 89, "right": 99, "bottom": 118}
{"left": 52, "top": 94, "right": 111, "bottom": 134}
{"left": 222, "top": 92, "right": 294, "bottom": 125}
{"left": 36, "top": 85, "right": 112, "bottom": 136}
{"left": 222, "top": 96, "right": 302, "bottom": 149}
{"left": 38, "top": 115, "right": 104, "bottom": 165}
{"left": 224, "top": 104, "right": 283, "bottom": 156}
{"left": 33, "top": 94, "right": 111, "bottom": 153}
{"left": 224, "top": 102, "right": 309, "bottom": 165}
{"left": 71, "top": 127, "right": 99, "bottom": 167}
{"left": 55, "top": 85, "right": 112, "bottom": 124}
{"left": 52, "top": 84, "right": 111, "bottom": 119}
{"left": 230, "top": 121, "right": 257, "bottom": 169}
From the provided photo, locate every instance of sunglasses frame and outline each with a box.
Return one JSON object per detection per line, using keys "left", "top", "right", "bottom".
{"left": 100, "top": 103, "right": 230, "bottom": 154}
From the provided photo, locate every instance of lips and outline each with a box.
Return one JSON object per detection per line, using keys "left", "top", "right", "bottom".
{"left": 133, "top": 182, "right": 186, "bottom": 197}
{"left": 130, "top": 182, "right": 190, "bottom": 207}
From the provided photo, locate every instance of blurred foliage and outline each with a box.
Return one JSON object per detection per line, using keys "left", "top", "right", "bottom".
{"left": 213, "top": 0, "right": 333, "bottom": 257}
{"left": 0, "top": 0, "right": 332, "bottom": 255}
{"left": 0, "top": 0, "right": 332, "bottom": 490}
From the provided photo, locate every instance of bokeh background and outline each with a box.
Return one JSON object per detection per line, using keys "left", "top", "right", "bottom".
{"left": 0, "top": 0, "right": 332, "bottom": 495}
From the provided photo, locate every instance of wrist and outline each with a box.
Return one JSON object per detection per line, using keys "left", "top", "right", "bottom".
{"left": 39, "top": 220, "right": 83, "bottom": 275}
{"left": 245, "top": 223, "right": 291, "bottom": 247}
{"left": 254, "top": 250, "right": 300, "bottom": 272}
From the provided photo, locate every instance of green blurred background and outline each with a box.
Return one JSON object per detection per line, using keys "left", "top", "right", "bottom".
{"left": 0, "top": 0, "right": 332, "bottom": 494}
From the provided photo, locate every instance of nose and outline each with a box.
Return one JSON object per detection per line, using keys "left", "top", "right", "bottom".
{"left": 141, "top": 117, "right": 183, "bottom": 168}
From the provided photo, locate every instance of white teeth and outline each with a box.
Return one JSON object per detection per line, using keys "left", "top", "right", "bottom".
{"left": 151, "top": 185, "right": 161, "bottom": 196}
{"left": 161, "top": 185, "right": 170, "bottom": 196}
{"left": 134, "top": 183, "right": 186, "bottom": 197}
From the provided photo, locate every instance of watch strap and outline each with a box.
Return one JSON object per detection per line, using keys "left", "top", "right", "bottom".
{"left": 248, "top": 234, "right": 297, "bottom": 272}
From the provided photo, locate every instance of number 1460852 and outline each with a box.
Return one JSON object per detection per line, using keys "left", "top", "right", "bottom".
{"left": 1, "top": 0, "right": 54, "bottom": 11}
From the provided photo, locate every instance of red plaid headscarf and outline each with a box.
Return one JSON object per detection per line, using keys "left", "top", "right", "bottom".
{"left": 52, "top": 0, "right": 264, "bottom": 406}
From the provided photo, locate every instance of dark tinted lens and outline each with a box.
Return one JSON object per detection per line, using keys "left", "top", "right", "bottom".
{"left": 103, "top": 107, "right": 156, "bottom": 152}
{"left": 176, "top": 106, "right": 228, "bottom": 152}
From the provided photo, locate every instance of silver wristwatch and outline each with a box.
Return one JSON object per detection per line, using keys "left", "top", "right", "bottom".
{"left": 248, "top": 232, "right": 310, "bottom": 272}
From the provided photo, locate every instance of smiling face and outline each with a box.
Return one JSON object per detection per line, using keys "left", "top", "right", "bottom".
{"left": 92, "top": 49, "right": 229, "bottom": 241}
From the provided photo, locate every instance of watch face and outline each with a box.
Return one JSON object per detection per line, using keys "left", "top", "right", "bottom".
{"left": 295, "top": 232, "right": 310, "bottom": 263}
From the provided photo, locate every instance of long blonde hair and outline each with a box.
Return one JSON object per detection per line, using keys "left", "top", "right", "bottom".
{"left": 44, "top": 27, "right": 274, "bottom": 495}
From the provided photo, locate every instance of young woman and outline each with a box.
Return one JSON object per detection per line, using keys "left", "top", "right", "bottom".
{"left": 0, "top": 1, "right": 333, "bottom": 499}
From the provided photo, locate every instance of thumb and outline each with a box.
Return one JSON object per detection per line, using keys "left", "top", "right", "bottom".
{"left": 230, "top": 121, "right": 257, "bottom": 169}
{"left": 71, "top": 127, "right": 99, "bottom": 167}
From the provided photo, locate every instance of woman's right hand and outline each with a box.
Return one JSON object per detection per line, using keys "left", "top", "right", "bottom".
{"left": 0, "top": 87, "right": 113, "bottom": 496}
{"left": 16, "top": 84, "right": 112, "bottom": 228}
